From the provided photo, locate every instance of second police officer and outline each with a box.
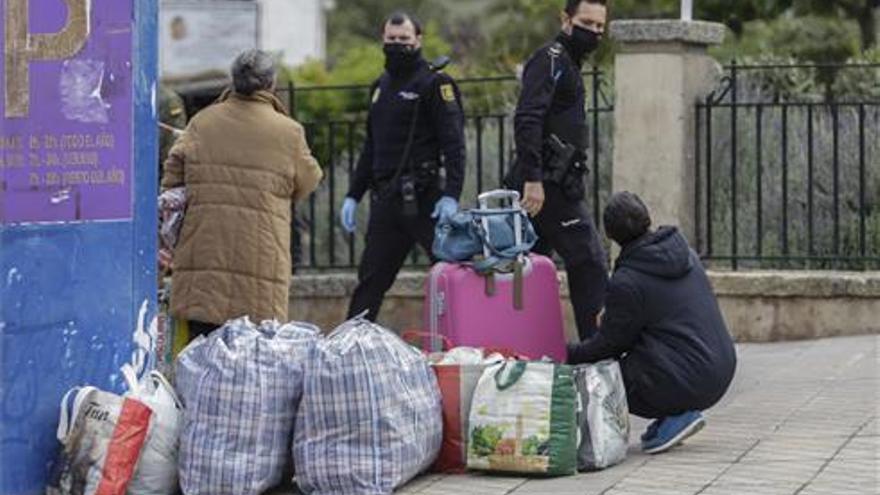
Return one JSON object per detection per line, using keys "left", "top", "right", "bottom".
{"left": 506, "top": 0, "right": 609, "bottom": 340}
{"left": 341, "top": 11, "right": 466, "bottom": 321}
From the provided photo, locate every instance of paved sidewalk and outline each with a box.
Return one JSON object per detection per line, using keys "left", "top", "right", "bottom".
{"left": 398, "top": 335, "right": 879, "bottom": 495}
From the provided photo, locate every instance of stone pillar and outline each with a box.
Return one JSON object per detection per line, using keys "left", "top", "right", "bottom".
{"left": 610, "top": 20, "right": 725, "bottom": 243}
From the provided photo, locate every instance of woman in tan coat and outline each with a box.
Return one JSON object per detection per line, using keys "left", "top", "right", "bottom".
{"left": 162, "top": 49, "right": 323, "bottom": 337}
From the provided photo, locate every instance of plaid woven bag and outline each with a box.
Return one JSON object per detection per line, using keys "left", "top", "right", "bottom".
{"left": 176, "top": 317, "right": 319, "bottom": 495}
{"left": 293, "top": 318, "right": 443, "bottom": 495}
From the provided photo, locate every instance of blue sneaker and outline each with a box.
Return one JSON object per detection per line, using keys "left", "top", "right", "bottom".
{"left": 641, "top": 419, "right": 663, "bottom": 443}
{"left": 642, "top": 411, "right": 705, "bottom": 455}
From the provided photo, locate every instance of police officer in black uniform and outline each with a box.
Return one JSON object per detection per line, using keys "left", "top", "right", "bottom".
{"left": 341, "top": 11, "right": 466, "bottom": 321}
{"left": 506, "top": 0, "right": 609, "bottom": 340}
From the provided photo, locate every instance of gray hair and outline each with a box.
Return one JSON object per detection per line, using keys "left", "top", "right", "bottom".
{"left": 231, "top": 49, "right": 277, "bottom": 96}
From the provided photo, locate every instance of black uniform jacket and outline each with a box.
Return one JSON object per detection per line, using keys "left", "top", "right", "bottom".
{"left": 513, "top": 36, "right": 587, "bottom": 183}
{"left": 348, "top": 59, "right": 465, "bottom": 201}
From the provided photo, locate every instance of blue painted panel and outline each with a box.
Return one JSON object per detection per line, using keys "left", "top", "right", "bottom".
{"left": 1, "top": 224, "right": 136, "bottom": 493}
{"left": 0, "top": 1, "right": 157, "bottom": 493}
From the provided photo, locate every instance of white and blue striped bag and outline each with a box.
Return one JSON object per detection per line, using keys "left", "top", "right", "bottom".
{"left": 293, "top": 318, "right": 443, "bottom": 495}
{"left": 176, "top": 317, "right": 319, "bottom": 495}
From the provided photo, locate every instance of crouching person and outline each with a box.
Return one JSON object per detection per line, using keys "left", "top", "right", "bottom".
{"left": 567, "top": 192, "right": 737, "bottom": 454}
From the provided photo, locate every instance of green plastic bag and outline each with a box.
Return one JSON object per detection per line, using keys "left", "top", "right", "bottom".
{"left": 467, "top": 361, "right": 578, "bottom": 476}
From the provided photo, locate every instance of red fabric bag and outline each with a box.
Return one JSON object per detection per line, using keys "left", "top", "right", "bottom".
{"left": 431, "top": 363, "right": 489, "bottom": 473}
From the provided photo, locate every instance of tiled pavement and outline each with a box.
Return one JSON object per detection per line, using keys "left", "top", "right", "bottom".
{"left": 395, "top": 335, "right": 879, "bottom": 495}
{"left": 273, "top": 335, "right": 878, "bottom": 495}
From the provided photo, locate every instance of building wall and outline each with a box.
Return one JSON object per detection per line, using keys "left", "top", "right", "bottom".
{"left": 260, "top": 0, "right": 329, "bottom": 67}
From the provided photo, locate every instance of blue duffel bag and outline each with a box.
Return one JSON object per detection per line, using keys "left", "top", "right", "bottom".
{"left": 432, "top": 190, "right": 537, "bottom": 272}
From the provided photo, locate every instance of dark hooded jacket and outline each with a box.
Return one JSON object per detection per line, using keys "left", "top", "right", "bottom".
{"left": 568, "top": 227, "right": 737, "bottom": 416}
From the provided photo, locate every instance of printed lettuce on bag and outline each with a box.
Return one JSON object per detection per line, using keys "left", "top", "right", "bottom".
{"left": 467, "top": 361, "right": 578, "bottom": 476}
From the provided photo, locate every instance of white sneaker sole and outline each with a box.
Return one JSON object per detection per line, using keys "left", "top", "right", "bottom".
{"left": 643, "top": 417, "right": 706, "bottom": 455}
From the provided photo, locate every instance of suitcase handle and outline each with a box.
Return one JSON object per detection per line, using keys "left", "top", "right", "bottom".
{"left": 477, "top": 190, "right": 525, "bottom": 260}
{"left": 478, "top": 189, "right": 520, "bottom": 206}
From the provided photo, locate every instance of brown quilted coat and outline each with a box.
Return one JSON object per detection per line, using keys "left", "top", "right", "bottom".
{"left": 161, "top": 90, "right": 322, "bottom": 325}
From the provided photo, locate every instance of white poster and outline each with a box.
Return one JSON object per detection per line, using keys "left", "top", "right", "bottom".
{"left": 160, "top": 0, "right": 260, "bottom": 79}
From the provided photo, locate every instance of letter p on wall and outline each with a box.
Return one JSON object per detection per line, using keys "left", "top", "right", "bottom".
{"left": 4, "top": 0, "right": 91, "bottom": 118}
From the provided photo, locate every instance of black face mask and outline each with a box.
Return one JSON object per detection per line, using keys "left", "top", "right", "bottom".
{"left": 384, "top": 43, "right": 421, "bottom": 77}
{"left": 563, "top": 25, "right": 601, "bottom": 62}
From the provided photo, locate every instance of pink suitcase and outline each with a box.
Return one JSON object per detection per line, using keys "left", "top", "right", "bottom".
{"left": 423, "top": 190, "right": 568, "bottom": 362}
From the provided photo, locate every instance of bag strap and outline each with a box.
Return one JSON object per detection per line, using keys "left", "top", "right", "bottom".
{"left": 386, "top": 98, "right": 420, "bottom": 189}
{"left": 385, "top": 68, "right": 439, "bottom": 192}
{"left": 120, "top": 364, "right": 141, "bottom": 395}
{"left": 472, "top": 243, "right": 530, "bottom": 273}
{"left": 513, "top": 258, "right": 524, "bottom": 310}
{"left": 484, "top": 271, "right": 496, "bottom": 297}
{"left": 471, "top": 209, "right": 533, "bottom": 257}
{"left": 121, "top": 364, "right": 183, "bottom": 410}
{"left": 149, "top": 370, "right": 184, "bottom": 409}
{"left": 473, "top": 230, "right": 525, "bottom": 261}
{"left": 56, "top": 388, "right": 79, "bottom": 441}
{"left": 57, "top": 386, "right": 97, "bottom": 442}
{"left": 494, "top": 361, "right": 528, "bottom": 391}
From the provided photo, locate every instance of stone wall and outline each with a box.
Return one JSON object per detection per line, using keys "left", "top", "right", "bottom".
{"left": 288, "top": 270, "right": 880, "bottom": 342}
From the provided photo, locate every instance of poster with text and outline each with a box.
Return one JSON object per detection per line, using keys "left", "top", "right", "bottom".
{"left": 0, "top": 0, "right": 133, "bottom": 224}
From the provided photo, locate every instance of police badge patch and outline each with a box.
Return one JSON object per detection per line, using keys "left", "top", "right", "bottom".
{"left": 440, "top": 83, "right": 455, "bottom": 102}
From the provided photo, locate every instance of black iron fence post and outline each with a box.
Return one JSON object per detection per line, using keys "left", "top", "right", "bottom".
{"left": 858, "top": 104, "right": 867, "bottom": 263}
{"left": 807, "top": 104, "right": 814, "bottom": 261}
{"left": 729, "top": 61, "right": 739, "bottom": 270}
{"left": 695, "top": 103, "right": 702, "bottom": 254}
{"left": 756, "top": 105, "right": 763, "bottom": 258}
{"left": 288, "top": 80, "right": 297, "bottom": 119}
{"left": 705, "top": 94, "right": 714, "bottom": 259}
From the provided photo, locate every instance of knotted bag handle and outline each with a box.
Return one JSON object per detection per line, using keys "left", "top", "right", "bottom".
{"left": 494, "top": 361, "right": 528, "bottom": 391}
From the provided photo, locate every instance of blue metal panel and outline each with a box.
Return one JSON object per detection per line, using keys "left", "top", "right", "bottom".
{"left": 0, "top": 1, "right": 157, "bottom": 493}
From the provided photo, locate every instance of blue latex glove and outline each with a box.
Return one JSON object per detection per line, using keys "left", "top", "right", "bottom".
{"left": 431, "top": 196, "right": 459, "bottom": 223}
{"left": 340, "top": 197, "right": 358, "bottom": 233}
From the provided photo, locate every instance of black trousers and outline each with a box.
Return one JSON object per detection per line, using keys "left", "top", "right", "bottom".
{"left": 187, "top": 320, "right": 218, "bottom": 342}
{"left": 347, "top": 189, "right": 441, "bottom": 321}
{"left": 531, "top": 183, "right": 609, "bottom": 340}
{"left": 622, "top": 354, "right": 731, "bottom": 420}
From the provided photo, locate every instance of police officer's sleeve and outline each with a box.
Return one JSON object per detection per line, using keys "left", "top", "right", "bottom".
{"left": 514, "top": 51, "right": 556, "bottom": 182}
{"left": 567, "top": 277, "right": 645, "bottom": 364}
{"left": 347, "top": 117, "right": 373, "bottom": 202}
{"left": 428, "top": 74, "right": 466, "bottom": 200}
{"left": 159, "top": 93, "right": 187, "bottom": 164}
{"left": 347, "top": 83, "right": 379, "bottom": 202}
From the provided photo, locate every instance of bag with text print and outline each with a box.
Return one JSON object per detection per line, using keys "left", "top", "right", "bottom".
{"left": 46, "top": 385, "right": 152, "bottom": 495}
